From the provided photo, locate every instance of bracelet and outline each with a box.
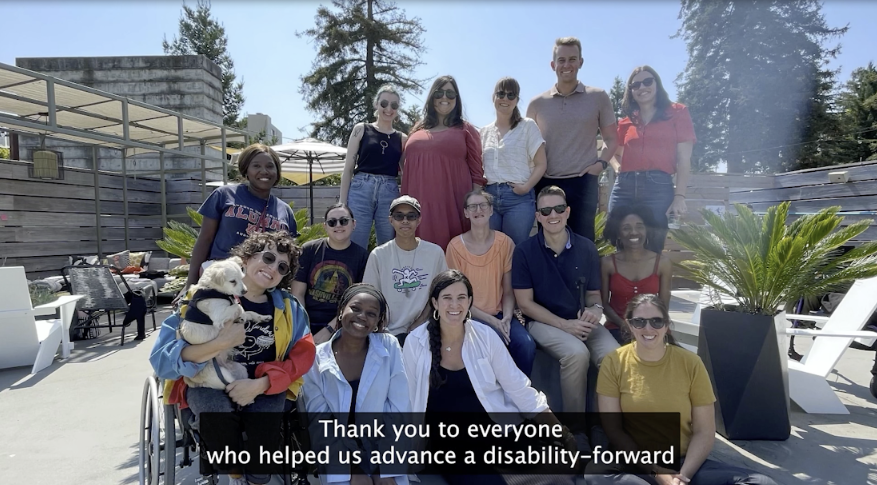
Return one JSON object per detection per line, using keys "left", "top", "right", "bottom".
{"left": 674, "top": 194, "right": 686, "bottom": 199}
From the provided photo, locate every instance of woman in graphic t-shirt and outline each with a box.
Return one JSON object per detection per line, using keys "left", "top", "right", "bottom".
{"left": 178, "top": 143, "right": 298, "bottom": 302}
{"left": 340, "top": 85, "right": 407, "bottom": 250}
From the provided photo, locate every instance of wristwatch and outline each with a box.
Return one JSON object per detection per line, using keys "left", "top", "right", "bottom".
{"left": 597, "top": 159, "right": 609, "bottom": 170}
{"left": 590, "top": 303, "right": 605, "bottom": 311}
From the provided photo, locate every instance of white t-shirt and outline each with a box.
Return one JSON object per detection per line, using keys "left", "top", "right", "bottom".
{"left": 479, "top": 117, "right": 545, "bottom": 185}
{"left": 362, "top": 238, "right": 448, "bottom": 335}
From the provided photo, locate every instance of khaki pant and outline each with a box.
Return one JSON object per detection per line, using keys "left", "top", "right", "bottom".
{"left": 528, "top": 320, "right": 619, "bottom": 413}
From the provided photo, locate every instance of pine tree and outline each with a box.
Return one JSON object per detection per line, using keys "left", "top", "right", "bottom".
{"left": 675, "top": 0, "right": 847, "bottom": 173}
{"left": 298, "top": 0, "right": 427, "bottom": 145}
{"left": 163, "top": 0, "right": 245, "bottom": 126}
{"left": 609, "top": 76, "right": 625, "bottom": 122}
{"left": 838, "top": 63, "right": 877, "bottom": 162}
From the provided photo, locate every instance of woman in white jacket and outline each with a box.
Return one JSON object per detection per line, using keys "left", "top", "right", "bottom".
{"left": 402, "top": 270, "right": 574, "bottom": 485}
{"left": 302, "top": 284, "right": 410, "bottom": 485}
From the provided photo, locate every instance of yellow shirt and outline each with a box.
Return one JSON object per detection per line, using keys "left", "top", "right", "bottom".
{"left": 597, "top": 344, "right": 716, "bottom": 456}
{"left": 445, "top": 232, "right": 513, "bottom": 316}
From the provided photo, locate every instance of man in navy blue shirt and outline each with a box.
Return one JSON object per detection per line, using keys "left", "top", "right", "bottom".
{"left": 512, "top": 186, "right": 618, "bottom": 416}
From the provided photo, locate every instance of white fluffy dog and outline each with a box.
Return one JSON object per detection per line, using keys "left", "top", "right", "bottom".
{"left": 178, "top": 256, "right": 271, "bottom": 390}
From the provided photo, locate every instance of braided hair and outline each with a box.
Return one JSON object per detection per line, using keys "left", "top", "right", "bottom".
{"left": 426, "top": 270, "right": 474, "bottom": 389}
{"left": 335, "top": 283, "right": 389, "bottom": 333}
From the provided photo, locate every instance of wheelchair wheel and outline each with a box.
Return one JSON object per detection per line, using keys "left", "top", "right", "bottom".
{"left": 139, "top": 377, "right": 176, "bottom": 485}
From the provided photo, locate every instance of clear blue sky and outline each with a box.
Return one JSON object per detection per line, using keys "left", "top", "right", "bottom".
{"left": 2, "top": 1, "right": 875, "bottom": 143}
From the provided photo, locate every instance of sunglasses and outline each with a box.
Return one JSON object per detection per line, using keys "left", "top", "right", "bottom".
{"left": 325, "top": 217, "right": 351, "bottom": 228}
{"left": 432, "top": 89, "right": 458, "bottom": 100}
{"left": 538, "top": 204, "right": 568, "bottom": 216}
{"left": 391, "top": 212, "right": 420, "bottom": 221}
{"left": 629, "top": 77, "right": 655, "bottom": 90}
{"left": 258, "top": 251, "right": 290, "bottom": 276}
{"left": 379, "top": 100, "right": 400, "bottom": 110}
{"left": 628, "top": 317, "right": 666, "bottom": 329}
{"left": 465, "top": 202, "right": 490, "bottom": 212}
{"left": 495, "top": 91, "right": 518, "bottom": 101}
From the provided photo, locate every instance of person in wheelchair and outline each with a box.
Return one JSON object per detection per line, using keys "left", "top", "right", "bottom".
{"left": 150, "top": 231, "right": 317, "bottom": 485}
{"left": 301, "top": 283, "right": 411, "bottom": 485}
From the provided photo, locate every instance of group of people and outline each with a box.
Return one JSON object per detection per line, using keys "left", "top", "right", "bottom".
{"left": 150, "top": 36, "right": 777, "bottom": 485}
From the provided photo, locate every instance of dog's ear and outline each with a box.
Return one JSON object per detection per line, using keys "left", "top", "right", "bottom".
{"left": 229, "top": 256, "right": 244, "bottom": 268}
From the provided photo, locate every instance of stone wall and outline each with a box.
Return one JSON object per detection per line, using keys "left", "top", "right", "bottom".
{"left": 14, "top": 55, "right": 226, "bottom": 179}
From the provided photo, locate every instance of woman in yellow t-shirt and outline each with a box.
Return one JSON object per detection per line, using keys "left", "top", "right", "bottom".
{"left": 591, "top": 294, "right": 776, "bottom": 485}
{"left": 445, "top": 189, "right": 536, "bottom": 376}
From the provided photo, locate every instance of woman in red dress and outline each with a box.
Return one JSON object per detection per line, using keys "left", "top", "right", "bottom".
{"left": 402, "top": 75, "right": 486, "bottom": 251}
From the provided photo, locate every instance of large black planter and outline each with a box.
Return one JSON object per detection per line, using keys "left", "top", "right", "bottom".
{"left": 697, "top": 309, "right": 790, "bottom": 440}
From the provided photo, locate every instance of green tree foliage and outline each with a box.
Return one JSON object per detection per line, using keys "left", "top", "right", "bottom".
{"left": 298, "top": 0, "right": 427, "bottom": 145}
{"left": 163, "top": 0, "right": 245, "bottom": 126}
{"left": 838, "top": 62, "right": 877, "bottom": 162}
{"left": 675, "top": 0, "right": 847, "bottom": 173}
{"left": 609, "top": 76, "right": 625, "bottom": 122}
{"left": 0, "top": 147, "right": 9, "bottom": 159}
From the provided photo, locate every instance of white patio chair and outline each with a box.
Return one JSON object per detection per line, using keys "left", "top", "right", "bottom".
{"left": 0, "top": 267, "right": 84, "bottom": 373}
{"left": 672, "top": 276, "right": 877, "bottom": 414}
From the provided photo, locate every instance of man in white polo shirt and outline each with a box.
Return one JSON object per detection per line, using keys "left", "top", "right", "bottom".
{"left": 527, "top": 36, "right": 618, "bottom": 242}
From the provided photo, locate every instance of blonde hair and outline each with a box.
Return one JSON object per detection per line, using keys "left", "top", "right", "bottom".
{"left": 373, "top": 84, "right": 402, "bottom": 120}
{"left": 553, "top": 36, "right": 582, "bottom": 60}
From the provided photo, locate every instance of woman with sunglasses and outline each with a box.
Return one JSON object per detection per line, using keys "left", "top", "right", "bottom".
{"left": 150, "top": 231, "right": 316, "bottom": 485}
{"left": 402, "top": 75, "right": 487, "bottom": 251}
{"left": 341, "top": 85, "right": 407, "bottom": 249}
{"left": 600, "top": 205, "right": 671, "bottom": 344}
{"left": 608, "top": 66, "right": 696, "bottom": 253}
{"left": 445, "top": 189, "right": 536, "bottom": 376}
{"left": 302, "top": 284, "right": 410, "bottom": 485}
{"left": 479, "top": 77, "right": 547, "bottom": 245}
{"left": 590, "top": 294, "right": 776, "bottom": 485}
{"left": 293, "top": 203, "right": 370, "bottom": 344}
{"left": 176, "top": 143, "right": 298, "bottom": 304}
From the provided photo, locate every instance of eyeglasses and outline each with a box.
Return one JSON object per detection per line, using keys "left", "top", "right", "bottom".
{"left": 379, "top": 100, "right": 400, "bottom": 110}
{"left": 258, "top": 251, "right": 290, "bottom": 276}
{"left": 629, "top": 77, "right": 655, "bottom": 90}
{"left": 628, "top": 317, "right": 666, "bottom": 329}
{"left": 392, "top": 212, "right": 420, "bottom": 221}
{"left": 495, "top": 91, "right": 517, "bottom": 100}
{"left": 325, "top": 217, "right": 351, "bottom": 227}
{"left": 465, "top": 202, "right": 490, "bottom": 212}
{"left": 432, "top": 89, "right": 458, "bottom": 100}
{"left": 538, "top": 204, "right": 568, "bottom": 216}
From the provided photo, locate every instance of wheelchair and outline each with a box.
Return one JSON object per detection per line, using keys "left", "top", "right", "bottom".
{"left": 139, "top": 374, "right": 312, "bottom": 485}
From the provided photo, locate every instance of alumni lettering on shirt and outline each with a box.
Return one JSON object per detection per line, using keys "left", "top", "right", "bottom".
{"left": 223, "top": 204, "right": 290, "bottom": 235}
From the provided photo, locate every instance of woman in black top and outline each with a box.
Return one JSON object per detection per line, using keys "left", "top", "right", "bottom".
{"left": 341, "top": 85, "right": 408, "bottom": 249}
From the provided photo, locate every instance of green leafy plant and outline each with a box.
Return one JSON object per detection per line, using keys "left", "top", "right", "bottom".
{"left": 594, "top": 211, "right": 615, "bottom": 257}
{"left": 156, "top": 207, "right": 202, "bottom": 259}
{"left": 671, "top": 202, "right": 877, "bottom": 314}
{"left": 28, "top": 285, "right": 59, "bottom": 307}
{"left": 0, "top": 147, "right": 10, "bottom": 160}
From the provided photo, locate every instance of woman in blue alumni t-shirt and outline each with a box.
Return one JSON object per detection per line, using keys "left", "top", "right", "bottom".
{"left": 178, "top": 143, "right": 298, "bottom": 301}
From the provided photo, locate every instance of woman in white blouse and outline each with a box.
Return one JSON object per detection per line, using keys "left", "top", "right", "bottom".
{"left": 479, "top": 77, "right": 548, "bottom": 245}
{"left": 403, "top": 270, "right": 574, "bottom": 485}
{"left": 302, "top": 284, "right": 410, "bottom": 485}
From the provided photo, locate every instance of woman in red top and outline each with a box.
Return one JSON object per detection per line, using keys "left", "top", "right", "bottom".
{"left": 402, "top": 75, "right": 486, "bottom": 250}
{"left": 608, "top": 66, "right": 696, "bottom": 252}
{"left": 600, "top": 205, "right": 671, "bottom": 344}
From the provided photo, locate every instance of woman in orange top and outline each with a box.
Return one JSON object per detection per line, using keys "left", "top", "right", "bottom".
{"left": 608, "top": 66, "right": 696, "bottom": 252}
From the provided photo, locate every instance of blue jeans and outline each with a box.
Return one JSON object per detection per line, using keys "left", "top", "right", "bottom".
{"left": 187, "top": 387, "right": 286, "bottom": 483}
{"left": 536, "top": 173, "right": 599, "bottom": 242}
{"left": 478, "top": 313, "right": 537, "bottom": 377}
{"left": 347, "top": 172, "right": 399, "bottom": 249}
{"left": 608, "top": 170, "right": 676, "bottom": 253}
{"left": 485, "top": 183, "right": 536, "bottom": 246}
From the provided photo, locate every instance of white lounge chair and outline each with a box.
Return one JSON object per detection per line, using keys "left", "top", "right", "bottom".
{"left": 671, "top": 276, "right": 877, "bottom": 414}
{"left": 0, "top": 267, "right": 84, "bottom": 373}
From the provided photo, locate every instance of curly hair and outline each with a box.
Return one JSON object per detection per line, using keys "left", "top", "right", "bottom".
{"left": 230, "top": 231, "right": 301, "bottom": 290}
{"left": 603, "top": 204, "right": 659, "bottom": 250}
{"left": 426, "top": 269, "right": 474, "bottom": 389}
{"left": 335, "top": 283, "right": 389, "bottom": 333}
{"left": 622, "top": 293, "right": 678, "bottom": 346}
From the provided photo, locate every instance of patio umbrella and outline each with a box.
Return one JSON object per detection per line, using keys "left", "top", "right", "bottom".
{"left": 271, "top": 138, "right": 347, "bottom": 224}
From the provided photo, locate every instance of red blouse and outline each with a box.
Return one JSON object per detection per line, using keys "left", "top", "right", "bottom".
{"left": 606, "top": 254, "right": 661, "bottom": 330}
{"left": 617, "top": 103, "right": 696, "bottom": 174}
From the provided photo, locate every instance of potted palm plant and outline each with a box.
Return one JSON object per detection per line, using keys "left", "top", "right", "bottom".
{"left": 671, "top": 202, "right": 877, "bottom": 440}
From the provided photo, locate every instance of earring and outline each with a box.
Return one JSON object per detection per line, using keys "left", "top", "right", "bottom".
{"left": 433, "top": 310, "right": 440, "bottom": 321}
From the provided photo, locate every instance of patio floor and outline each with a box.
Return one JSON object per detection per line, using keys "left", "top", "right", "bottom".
{"left": 0, "top": 296, "right": 875, "bottom": 485}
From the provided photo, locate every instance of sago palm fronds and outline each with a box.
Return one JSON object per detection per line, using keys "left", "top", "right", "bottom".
{"left": 156, "top": 219, "right": 199, "bottom": 259}
{"left": 594, "top": 211, "right": 616, "bottom": 257}
{"left": 671, "top": 201, "right": 877, "bottom": 314}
